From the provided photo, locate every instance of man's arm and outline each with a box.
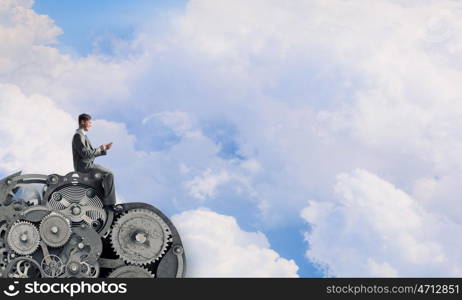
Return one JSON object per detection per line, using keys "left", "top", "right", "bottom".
{"left": 95, "top": 147, "right": 107, "bottom": 157}
{"left": 73, "top": 134, "right": 106, "bottom": 160}
{"left": 93, "top": 142, "right": 111, "bottom": 157}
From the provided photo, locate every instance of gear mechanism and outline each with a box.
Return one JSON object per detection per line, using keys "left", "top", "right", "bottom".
{"left": 47, "top": 185, "right": 106, "bottom": 229}
{"left": 0, "top": 171, "right": 185, "bottom": 278}
{"left": 109, "top": 265, "right": 154, "bottom": 278}
{"left": 5, "top": 256, "right": 44, "bottom": 278}
{"left": 7, "top": 221, "right": 40, "bottom": 255}
{"left": 110, "top": 209, "right": 172, "bottom": 265}
{"left": 64, "top": 250, "right": 100, "bottom": 278}
{"left": 39, "top": 213, "right": 71, "bottom": 248}
{"left": 41, "top": 254, "right": 64, "bottom": 277}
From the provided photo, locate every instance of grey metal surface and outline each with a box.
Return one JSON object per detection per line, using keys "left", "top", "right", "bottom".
{"left": 0, "top": 171, "right": 186, "bottom": 278}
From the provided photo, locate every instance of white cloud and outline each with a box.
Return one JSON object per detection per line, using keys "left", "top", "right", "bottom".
{"left": 143, "top": 111, "right": 201, "bottom": 138}
{"left": 86, "top": 116, "right": 259, "bottom": 215}
{"left": 0, "top": 83, "right": 74, "bottom": 174}
{"left": 0, "top": 0, "right": 144, "bottom": 176}
{"left": 171, "top": 208, "right": 299, "bottom": 277}
{"left": 4, "top": 0, "right": 462, "bottom": 277}
{"left": 0, "top": 0, "right": 142, "bottom": 111}
{"left": 184, "top": 169, "right": 231, "bottom": 201}
{"left": 165, "top": 0, "right": 462, "bottom": 275}
{"left": 301, "top": 169, "right": 462, "bottom": 277}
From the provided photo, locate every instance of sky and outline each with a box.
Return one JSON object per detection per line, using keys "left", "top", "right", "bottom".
{"left": 2, "top": 0, "right": 462, "bottom": 277}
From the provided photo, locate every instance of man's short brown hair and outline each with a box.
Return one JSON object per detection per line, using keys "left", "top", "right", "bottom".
{"left": 78, "top": 113, "right": 92, "bottom": 125}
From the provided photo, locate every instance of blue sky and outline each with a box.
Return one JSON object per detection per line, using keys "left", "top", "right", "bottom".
{"left": 34, "top": 0, "right": 186, "bottom": 56}
{"left": 3, "top": 0, "right": 462, "bottom": 277}
{"left": 31, "top": 0, "right": 319, "bottom": 277}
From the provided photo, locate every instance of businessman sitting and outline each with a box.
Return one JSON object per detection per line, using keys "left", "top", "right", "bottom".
{"left": 72, "top": 113, "right": 116, "bottom": 205}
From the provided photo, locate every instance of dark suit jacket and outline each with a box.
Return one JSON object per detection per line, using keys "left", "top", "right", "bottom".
{"left": 72, "top": 129, "right": 106, "bottom": 172}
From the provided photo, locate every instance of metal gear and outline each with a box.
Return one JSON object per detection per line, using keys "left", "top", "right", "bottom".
{"left": 108, "top": 265, "right": 154, "bottom": 278}
{"left": 41, "top": 254, "right": 64, "bottom": 277}
{"left": 110, "top": 209, "right": 172, "bottom": 265}
{"left": 7, "top": 221, "right": 40, "bottom": 255}
{"left": 1, "top": 172, "right": 187, "bottom": 278}
{"left": 80, "top": 261, "right": 99, "bottom": 278}
{"left": 4, "top": 256, "right": 44, "bottom": 278}
{"left": 39, "top": 213, "right": 71, "bottom": 248}
{"left": 46, "top": 185, "right": 107, "bottom": 228}
{"left": 64, "top": 250, "right": 100, "bottom": 278}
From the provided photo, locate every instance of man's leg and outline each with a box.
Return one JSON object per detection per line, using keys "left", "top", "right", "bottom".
{"left": 91, "top": 164, "right": 116, "bottom": 205}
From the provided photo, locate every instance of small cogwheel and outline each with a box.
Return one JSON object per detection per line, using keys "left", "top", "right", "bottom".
{"left": 7, "top": 221, "right": 40, "bottom": 255}
{"left": 39, "top": 213, "right": 71, "bottom": 248}
{"left": 41, "top": 255, "right": 64, "bottom": 277}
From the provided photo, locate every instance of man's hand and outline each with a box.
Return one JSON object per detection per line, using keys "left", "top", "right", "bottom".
{"left": 100, "top": 142, "right": 113, "bottom": 151}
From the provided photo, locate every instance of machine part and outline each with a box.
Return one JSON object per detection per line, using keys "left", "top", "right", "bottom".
{"left": 1, "top": 174, "right": 49, "bottom": 208}
{"left": 156, "top": 245, "right": 186, "bottom": 278}
{"left": 47, "top": 185, "right": 107, "bottom": 229}
{"left": 72, "top": 224, "right": 103, "bottom": 258}
{"left": 110, "top": 209, "right": 172, "bottom": 265}
{"left": 41, "top": 255, "right": 64, "bottom": 277}
{"left": 97, "top": 257, "right": 125, "bottom": 269}
{"left": 0, "top": 247, "right": 10, "bottom": 277}
{"left": 98, "top": 209, "right": 114, "bottom": 238}
{"left": 0, "top": 172, "right": 22, "bottom": 206}
{"left": 39, "top": 213, "right": 71, "bottom": 248}
{"left": 80, "top": 261, "right": 99, "bottom": 278}
{"left": 0, "top": 223, "right": 7, "bottom": 247}
{"left": 108, "top": 265, "right": 154, "bottom": 278}
{"left": 7, "top": 221, "right": 40, "bottom": 255}
{"left": 6, "top": 183, "right": 42, "bottom": 204}
{"left": 1, "top": 172, "right": 187, "bottom": 278}
{"left": 4, "top": 256, "right": 44, "bottom": 278}
{"left": 173, "top": 245, "right": 185, "bottom": 278}
{"left": 8, "top": 184, "right": 43, "bottom": 206}
{"left": 64, "top": 249, "right": 100, "bottom": 278}
{"left": 0, "top": 200, "right": 28, "bottom": 224}
{"left": 21, "top": 205, "right": 51, "bottom": 223}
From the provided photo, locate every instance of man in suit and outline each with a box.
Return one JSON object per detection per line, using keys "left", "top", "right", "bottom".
{"left": 72, "top": 113, "right": 116, "bottom": 205}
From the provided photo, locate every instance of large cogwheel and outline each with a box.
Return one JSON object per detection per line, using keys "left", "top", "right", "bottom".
{"left": 108, "top": 265, "right": 154, "bottom": 278}
{"left": 39, "top": 213, "right": 71, "bottom": 248}
{"left": 110, "top": 209, "right": 172, "bottom": 265}
{"left": 7, "top": 221, "right": 40, "bottom": 255}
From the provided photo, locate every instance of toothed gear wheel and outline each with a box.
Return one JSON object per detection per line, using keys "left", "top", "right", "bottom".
{"left": 5, "top": 256, "right": 44, "bottom": 278}
{"left": 108, "top": 265, "right": 154, "bottom": 278}
{"left": 111, "top": 209, "right": 172, "bottom": 265}
{"left": 39, "top": 213, "right": 71, "bottom": 248}
{"left": 41, "top": 255, "right": 64, "bottom": 277}
{"left": 7, "top": 221, "right": 40, "bottom": 255}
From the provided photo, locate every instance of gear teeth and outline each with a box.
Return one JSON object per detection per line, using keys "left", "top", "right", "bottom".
{"left": 7, "top": 221, "right": 40, "bottom": 255}
{"left": 108, "top": 265, "right": 155, "bottom": 278}
{"left": 39, "top": 212, "right": 71, "bottom": 248}
{"left": 110, "top": 209, "right": 172, "bottom": 265}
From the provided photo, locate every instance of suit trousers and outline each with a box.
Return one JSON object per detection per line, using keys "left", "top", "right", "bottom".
{"left": 86, "top": 163, "right": 116, "bottom": 205}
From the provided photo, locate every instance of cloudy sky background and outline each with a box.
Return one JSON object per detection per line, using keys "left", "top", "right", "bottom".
{"left": 1, "top": 0, "right": 462, "bottom": 277}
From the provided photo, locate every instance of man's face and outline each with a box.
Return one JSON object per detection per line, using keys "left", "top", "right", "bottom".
{"left": 81, "top": 119, "right": 93, "bottom": 131}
